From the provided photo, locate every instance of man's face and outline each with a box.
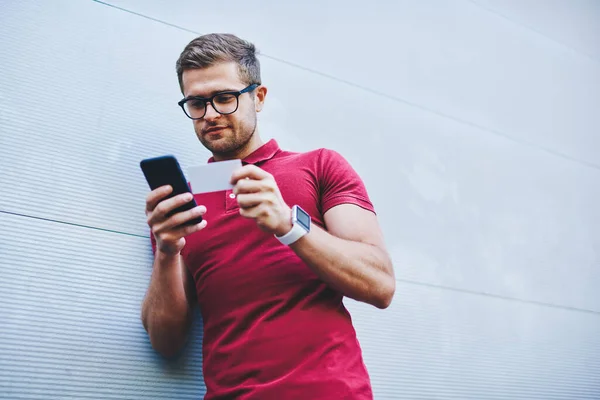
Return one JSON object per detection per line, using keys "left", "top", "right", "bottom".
{"left": 181, "top": 62, "right": 265, "bottom": 157}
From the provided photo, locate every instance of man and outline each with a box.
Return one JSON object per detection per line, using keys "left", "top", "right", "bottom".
{"left": 141, "top": 33, "right": 395, "bottom": 399}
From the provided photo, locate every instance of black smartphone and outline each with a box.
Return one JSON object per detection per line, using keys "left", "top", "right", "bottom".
{"left": 140, "top": 155, "right": 202, "bottom": 225}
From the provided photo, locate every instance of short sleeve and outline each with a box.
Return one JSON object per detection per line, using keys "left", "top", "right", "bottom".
{"left": 318, "top": 148, "right": 375, "bottom": 215}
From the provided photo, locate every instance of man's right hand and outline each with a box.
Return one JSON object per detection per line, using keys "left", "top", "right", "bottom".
{"left": 145, "top": 185, "right": 207, "bottom": 255}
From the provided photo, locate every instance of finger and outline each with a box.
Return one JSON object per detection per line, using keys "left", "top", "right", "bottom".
{"left": 230, "top": 164, "right": 271, "bottom": 185}
{"left": 158, "top": 218, "right": 207, "bottom": 243}
{"left": 172, "top": 218, "right": 207, "bottom": 237}
{"left": 236, "top": 193, "right": 269, "bottom": 209}
{"left": 239, "top": 203, "right": 260, "bottom": 219}
{"left": 146, "top": 185, "right": 173, "bottom": 213}
{"left": 148, "top": 192, "right": 194, "bottom": 224}
{"left": 233, "top": 178, "right": 269, "bottom": 195}
{"left": 153, "top": 204, "right": 206, "bottom": 231}
{"left": 168, "top": 205, "right": 207, "bottom": 228}
{"left": 240, "top": 203, "right": 272, "bottom": 222}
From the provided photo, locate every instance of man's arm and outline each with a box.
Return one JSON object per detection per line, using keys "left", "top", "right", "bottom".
{"left": 141, "top": 185, "right": 206, "bottom": 358}
{"left": 231, "top": 165, "right": 395, "bottom": 309}
{"left": 141, "top": 252, "right": 196, "bottom": 358}
{"left": 289, "top": 204, "right": 395, "bottom": 309}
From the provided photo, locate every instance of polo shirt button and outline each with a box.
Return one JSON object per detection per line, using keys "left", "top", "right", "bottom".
{"left": 229, "top": 193, "right": 236, "bottom": 198}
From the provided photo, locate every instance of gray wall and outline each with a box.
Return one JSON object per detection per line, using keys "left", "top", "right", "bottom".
{"left": 1, "top": 0, "right": 599, "bottom": 398}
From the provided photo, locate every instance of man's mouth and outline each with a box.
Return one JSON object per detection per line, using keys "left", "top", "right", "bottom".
{"left": 204, "top": 126, "right": 227, "bottom": 135}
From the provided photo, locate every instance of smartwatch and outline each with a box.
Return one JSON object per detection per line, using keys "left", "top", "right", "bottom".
{"left": 275, "top": 205, "right": 311, "bottom": 245}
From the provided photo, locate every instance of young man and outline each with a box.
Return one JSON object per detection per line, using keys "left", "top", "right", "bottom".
{"left": 141, "top": 33, "right": 395, "bottom": 399}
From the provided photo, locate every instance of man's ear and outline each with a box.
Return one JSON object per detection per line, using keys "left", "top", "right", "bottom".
{"left": 255, "top": 85, "right": 267, "bottom": 112}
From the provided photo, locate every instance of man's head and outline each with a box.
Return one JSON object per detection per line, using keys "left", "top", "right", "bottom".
{"left": 176, "top": 33, "right": 266, "bottom": 159}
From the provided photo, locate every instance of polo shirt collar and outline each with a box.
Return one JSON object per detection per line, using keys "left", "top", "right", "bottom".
{"left": 207, "top": 139, "right": 281, "bottom": 165}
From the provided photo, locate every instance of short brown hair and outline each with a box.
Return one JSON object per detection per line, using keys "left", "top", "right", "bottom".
{"left": 176, "top": 33, "right": 261, "bottom": 92}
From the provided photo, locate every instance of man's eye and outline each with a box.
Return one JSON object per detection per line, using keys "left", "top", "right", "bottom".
{"left": 214, "top": 94, "right": 236, "bottom": 104}
{"left": 189, "top": 100, "right": 206, "bottom": 109}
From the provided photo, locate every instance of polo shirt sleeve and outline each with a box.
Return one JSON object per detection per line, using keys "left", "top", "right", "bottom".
{"left": 318, "top": 148, "right": 376, "bottom": 215}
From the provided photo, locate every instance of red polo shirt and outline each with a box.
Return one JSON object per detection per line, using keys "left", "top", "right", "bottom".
{"left": 152, "top": 139, "right": 375, "bottom": 399}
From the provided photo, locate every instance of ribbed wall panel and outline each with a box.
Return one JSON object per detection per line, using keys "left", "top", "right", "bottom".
{"left": 1, "top": 0, "right": 599, "bottom": 399}
{"left": 0, "top": 213, "right": 205, "bottom": 399}
{"left": 2, "top": 212, "right": 600, "bottom": 399}
{"left": 347, "top": 293, "right": 600, "bottom": 399}
{"left": 107, "top": 0, "right": 600, "bottom": 167}
{"left": 0, "top": 0, "right": 207, "bottom": 236}
{"left": 1, "top": 0, "right": 599, "bottom": 311}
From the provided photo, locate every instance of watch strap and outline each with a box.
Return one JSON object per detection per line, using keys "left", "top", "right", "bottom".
{"left": 275, "top": 221, "right": 308, "bottom": 245}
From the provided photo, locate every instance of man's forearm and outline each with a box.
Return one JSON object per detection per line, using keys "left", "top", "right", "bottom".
{"left": 141, "top": 251, "right": 192, "bottom": 357}
{"left": 290, "top": 225, "right": 395, "bottom": 309}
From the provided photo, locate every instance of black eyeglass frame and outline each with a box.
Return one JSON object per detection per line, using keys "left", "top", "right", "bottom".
{"left": 177, "top": 83, "right": 260, "bottom": 120}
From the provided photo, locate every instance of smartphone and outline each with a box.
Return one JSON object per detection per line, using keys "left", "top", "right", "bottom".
{"left": 140, "top": 155, "right": 202, "bottom": 225}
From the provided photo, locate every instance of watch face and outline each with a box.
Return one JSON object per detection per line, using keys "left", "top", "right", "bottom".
{"left": 295, "top": 206, "right": 311, "bottom": 231}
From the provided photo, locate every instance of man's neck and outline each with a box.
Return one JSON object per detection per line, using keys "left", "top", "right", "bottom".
{"left": 212, "top": 133, "right": 264, "bottom": 162}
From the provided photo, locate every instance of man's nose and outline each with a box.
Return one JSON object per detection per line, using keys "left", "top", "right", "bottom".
{"left": 204, "top": 102, "right": 221, "bottom": 120}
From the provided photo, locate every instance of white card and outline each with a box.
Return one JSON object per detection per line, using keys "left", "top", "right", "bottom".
{"left": 186, "top": 159, "right": 242, "bottom": 194}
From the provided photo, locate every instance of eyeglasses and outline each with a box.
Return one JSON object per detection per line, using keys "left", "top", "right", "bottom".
{"left": 178, "top": 83, "right": 259, "bottom": 120}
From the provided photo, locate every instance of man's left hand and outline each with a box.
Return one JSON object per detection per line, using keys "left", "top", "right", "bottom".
{"left": 231, "top": 165, "right": 292, "bottom": 236}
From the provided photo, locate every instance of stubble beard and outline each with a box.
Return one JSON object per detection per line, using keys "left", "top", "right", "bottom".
{"left": 198, "top": 114, "right": 258, "bottom": 159}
